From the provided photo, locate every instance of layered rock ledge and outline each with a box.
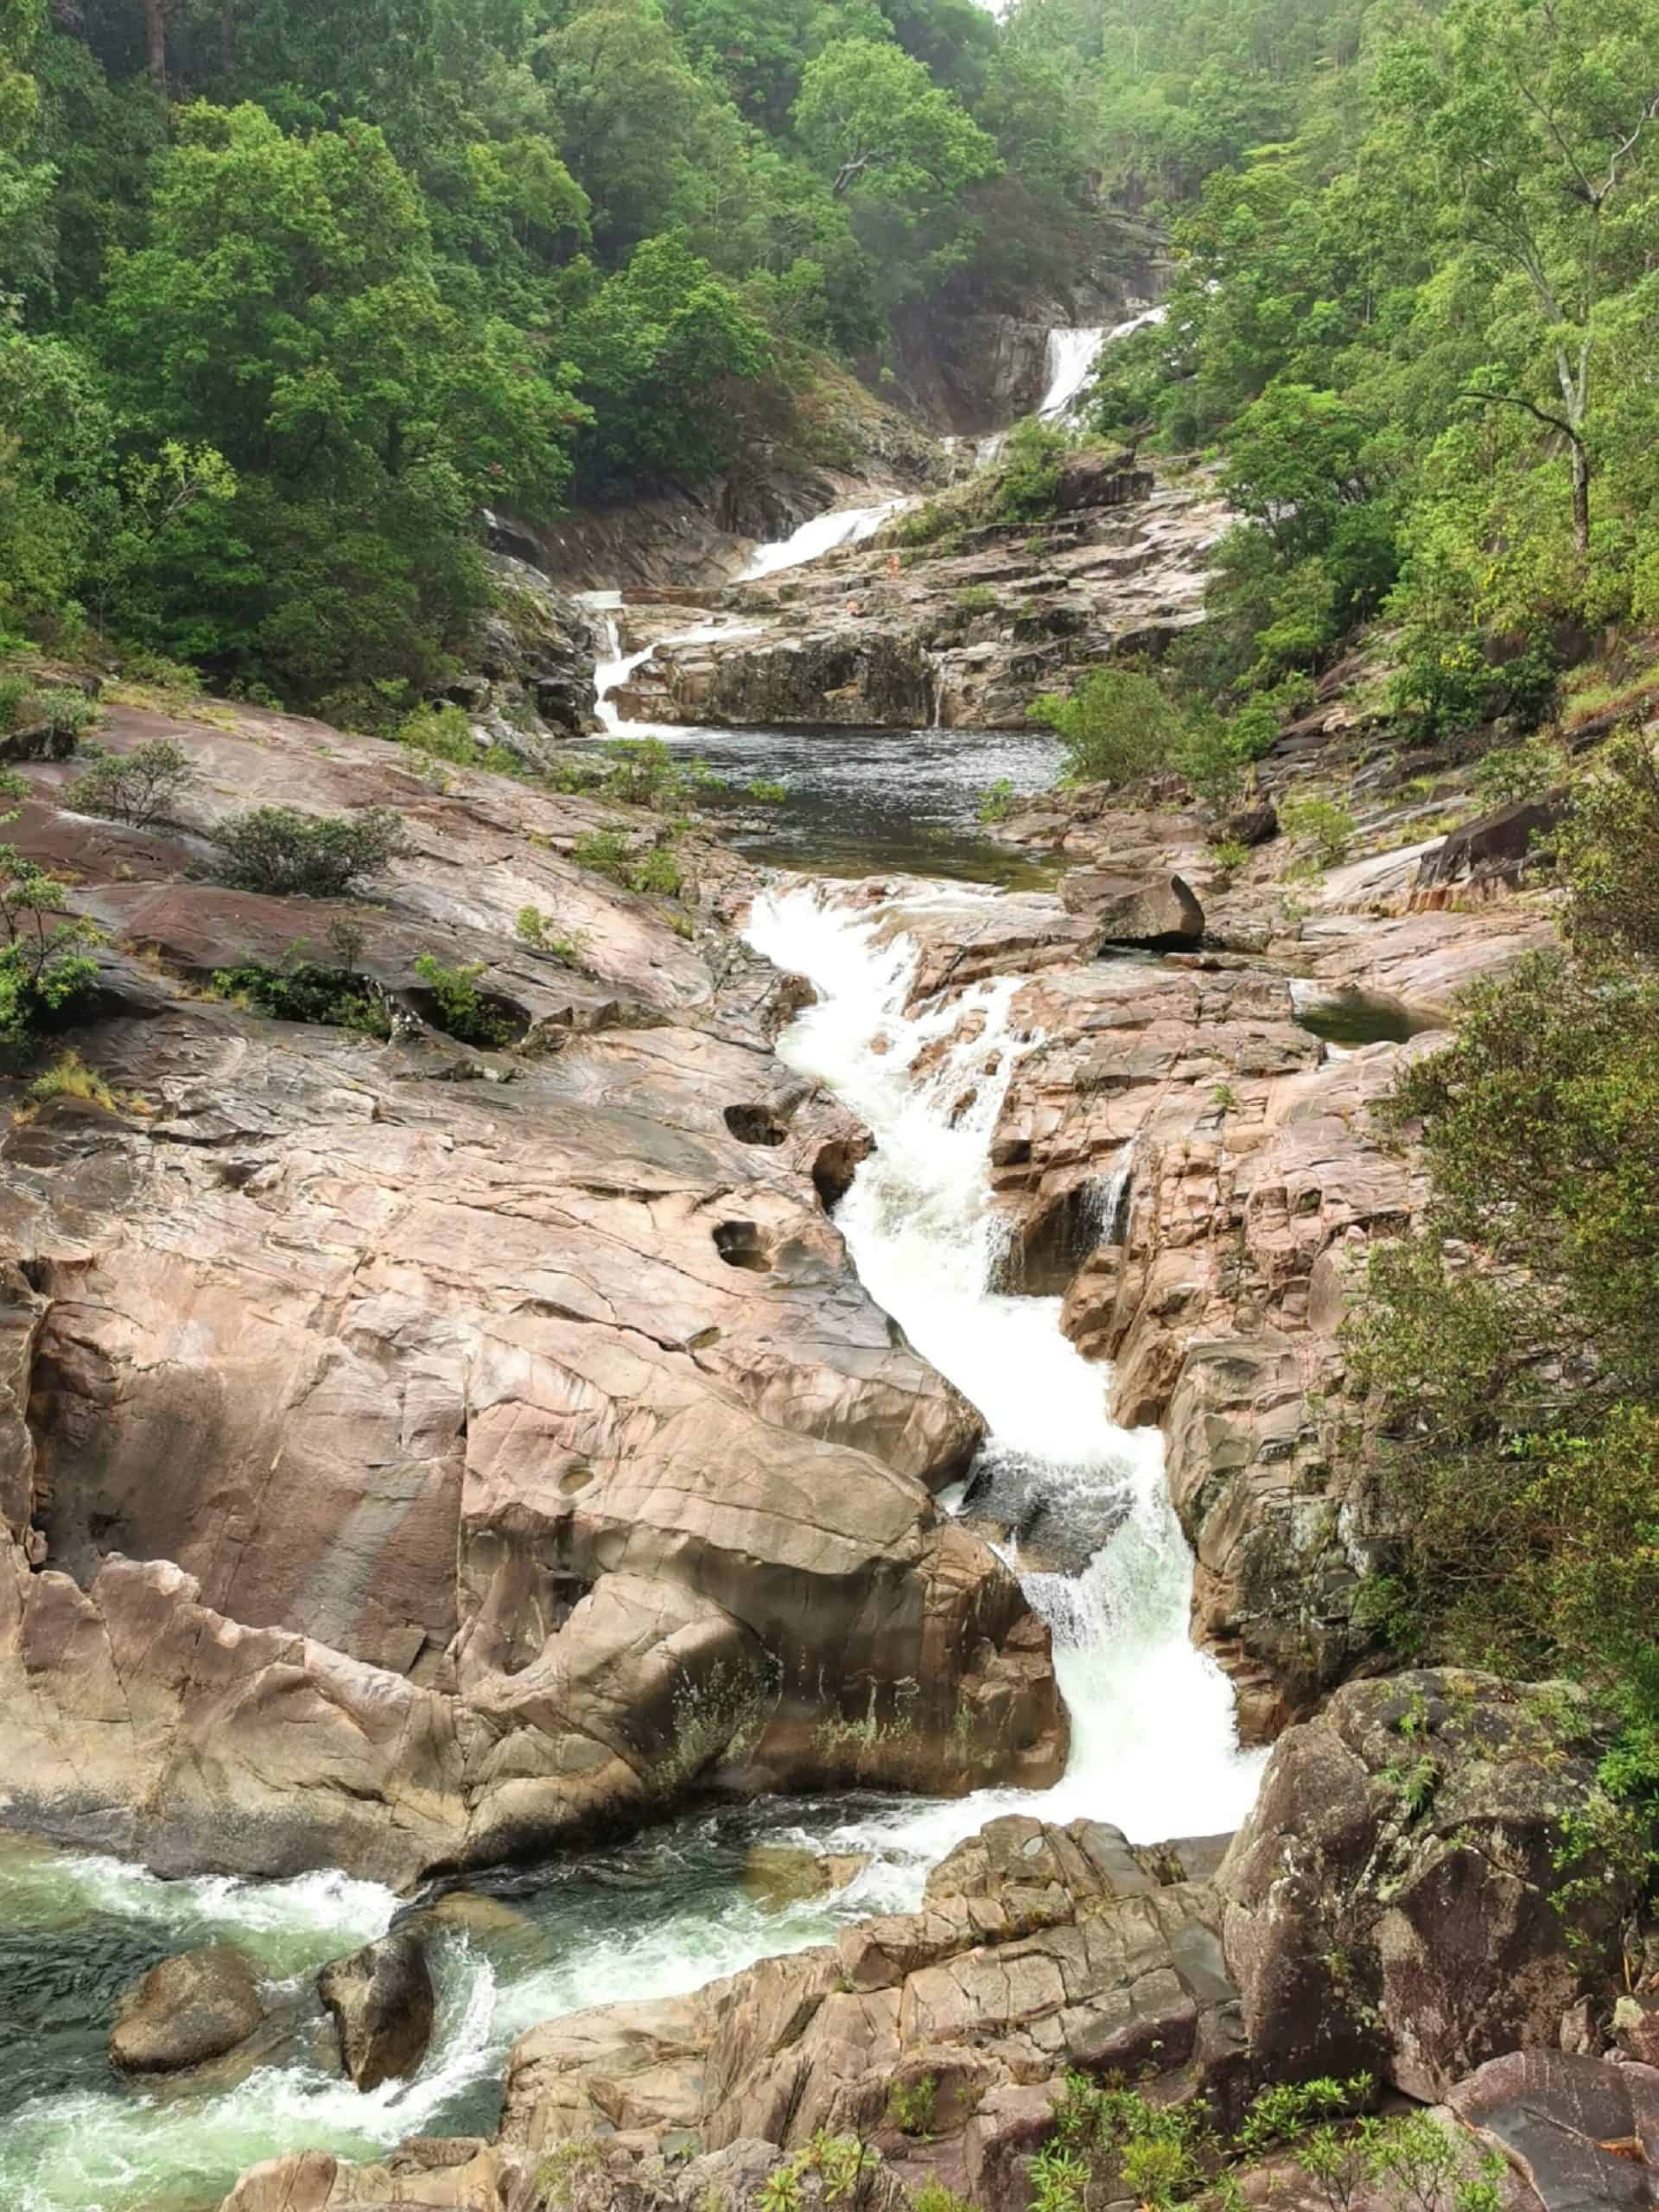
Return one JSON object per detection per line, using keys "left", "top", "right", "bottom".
{"left": 0, "top": 700, "right": 1065, "bottom": 1885}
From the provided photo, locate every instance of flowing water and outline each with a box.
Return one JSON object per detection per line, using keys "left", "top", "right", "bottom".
{"left": 739, "top": 499, "right": 909, "bottom": 582}
{"left": 0, "top": 332, "right": 1269, "bottom": 2209}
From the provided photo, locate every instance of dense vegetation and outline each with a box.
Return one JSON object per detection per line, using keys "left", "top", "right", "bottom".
{"left": 1026, "top": 0, "right": 1659, "bottom": 751}
{"left": 990, "top": 0, "right": 1659, "bottom": 1796}
{"left": 1351, "top": 740, "right": 1659, "bottom": 1778}
{"left": 0, "top": 0, "right": 1089, "bottom": 722}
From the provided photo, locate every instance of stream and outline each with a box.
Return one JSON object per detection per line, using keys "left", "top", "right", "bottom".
{"left": 0, "top": 315, "right": 1264, "bottom": 2212}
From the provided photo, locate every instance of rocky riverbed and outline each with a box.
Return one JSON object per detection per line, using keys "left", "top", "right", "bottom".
{"left": 0, "top": 421, "right": 1636, "bottom": 2212}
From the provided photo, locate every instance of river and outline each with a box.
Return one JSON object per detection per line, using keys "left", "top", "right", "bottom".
{"left": 0, "top": 315, "right": 1265, "bottom": 2212}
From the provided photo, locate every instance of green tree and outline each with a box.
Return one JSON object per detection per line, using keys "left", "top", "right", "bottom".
{"left": 792, "top": 35, "right": 998, "bottom": 211}
{"left": 1377, "top": 0, "right": 1659, "bottom": 552}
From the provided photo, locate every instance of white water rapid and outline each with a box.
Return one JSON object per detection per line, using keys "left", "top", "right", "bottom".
{"left": 745, "top": 880, "right": 1266, "bottom": 1864}
{"left": 1038, "top": 305, "right": 1168, "bottom": 427}
{"left": 739, "top": 497, "right": 908, "bottom": 582}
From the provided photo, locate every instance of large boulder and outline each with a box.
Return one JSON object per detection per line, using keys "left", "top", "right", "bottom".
{"left": 0, "top": 697, "right": 1065, "bottom": 1886}
{"left": 1060, "top": 866, "right": 1205, "bottom": 948}
{"left": 1417, "top": 794, "right": 1564, "bottom": 890}
{"left": 1446, "top": 2050, "right": 1659, "bottom": 2209}
{"left": 1221, "top": 1672, "right": 1643, "bottom": 2100}
{"left": 317, "top": 1930, "right": 436, "bottom": 2091}
{"left": 110, "top": 1943, "right": 264, "bottom": 2074}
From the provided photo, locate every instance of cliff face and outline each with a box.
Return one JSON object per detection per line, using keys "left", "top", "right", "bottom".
{"left": 0, "top": 699, "right": 1065, "bottom": 1887}
{"left": 609, "top": 472, "right": 1227, "bottom": 734}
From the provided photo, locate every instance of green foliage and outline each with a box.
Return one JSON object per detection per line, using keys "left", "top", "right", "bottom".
{"left": 573, "top": 829, "right": 632, "bottom": 883}
{"left": 793, "top": 37, "right": 998, "bottom": 219}
{"left": 1036, "top": 667, "right": 1184, "bottom": 790}
{"left": 215, "top": 805, "right": 403, "bottom": 898}
{"left": 0, "top": 771, "right": 103, "bottom": 1054}
{"left": 597, "top": 734, "right": 711, "bottom": 811}
{"left": 67, "top": 739, "right": 193, "bottom": 827}
{"left": 25, "top": 1048, "right": 118, "bottom": 1111}
{"left": 632, "top": 843, "right": 686, "bottom": 898}
{"left": 976, "top": 777, "right": 1015, "bottom": 823}
{"left": 886, "top": 2073, "right": 937, "bottom": 2135}
{"left": 1469, "top": 738, "right": 1564, "bottom": 810}
{"left": 397, "top": 702, "right": 480, "bottom": 765}
{"left": 210, "top": 957, "right": 391, "bottom": 1039}
{"left": 954, "top": 584, "right": 997, "bottom": 614}
{"left": 747, "top": 778, "right": 787, "bottom": 804}
{"left": 1041, "top": 2067, "right": 1498, "bottom": 2212}
{"left": 1278, "top": 791, "right": 1356, "bottom": 871}
{"left": 412, "top": 951, "right": 519, "bottom": 1046}
{"left": 760, "top": 2131, "right": 876, "bottom": 2212}
{"left": 515, "top": 906, "right": 585, "bottom": 964}
{"left": 1351, "top": 740, "right": 1659, "bottom": 1751}
{"left": 989, "top": 418, "right": 1068, "bottom": 524}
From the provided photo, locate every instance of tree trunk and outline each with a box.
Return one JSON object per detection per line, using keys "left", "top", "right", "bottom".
{"left": 220, "top": 0, "right": 236, "bottom": 76}
{"left": 1571, "top": 439, "right": 1590, "bottom": 555}
{"left": 142, "top": 0, "right": 168, "bottom": 97}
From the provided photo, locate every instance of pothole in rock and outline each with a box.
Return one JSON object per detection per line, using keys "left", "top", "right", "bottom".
{"left": 724, "top": 1103, "right": 789, "bottom": 1146}
{"left": 713, "top": 1220, "right": 772, "bottom": 1272}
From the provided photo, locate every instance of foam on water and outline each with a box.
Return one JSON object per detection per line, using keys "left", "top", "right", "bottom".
{"left": 744, "top": 880, "right": 1265, "bottom": 1861}
{"left": 739, "top": 498, "right": 907, "bottom": 582}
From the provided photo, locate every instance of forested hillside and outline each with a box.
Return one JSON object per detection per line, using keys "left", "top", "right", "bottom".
{"left": 0, "top": 0, "right": 1071, "bottom": 721}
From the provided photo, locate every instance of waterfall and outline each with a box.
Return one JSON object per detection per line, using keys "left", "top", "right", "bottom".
{"left": 739, "top": 498, "right": 908, "bottom": 582}
{"left": 743, "top": 883, "right": 1265, "bottom": 1859}
{"left": 1036, "top": 306, "right": 1170, "bottom": 428}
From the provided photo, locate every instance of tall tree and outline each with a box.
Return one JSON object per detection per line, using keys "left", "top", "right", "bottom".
{"left": 1379, "top": 0, "right": 1659, "bottom": 552}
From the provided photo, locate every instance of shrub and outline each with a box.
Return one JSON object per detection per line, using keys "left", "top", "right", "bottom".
{"left": 573, "top": 828, "right": 632, "bottom": 881}
{"left": 1348, "top": 742, "right": 1659, "bottom": 1755}
{"left": 1278, "top": 791, "right": 1356, "bottom": 870}
{"left": 117, "top": 649, "right": 201, "bottom": 704}
{"left": 1469, "top": 736, "right": 1564, "bottom": 809}
{"left": 0, "top": 674, "right": 34, "bottom": 733}
{"left": 599, "top": 735, "right": 710, "bottom": 810}
{"left": 632, "top": 843, "right": 684, "bottom": 897}
{"left": 397, "top": 701, "right": 479, "bottom": 764}
{"left": 1554, "top": 730, "right": 1659, "bottom": 963}
{"left": 747, "top": 778, "right": 787, "bottom": 804}
{"left": 990, "top": 418, "right": 1069, "bottom": 524}
{"left": 955, "top": 584, "right": 998, "bottom": 615}
{"left": 216, "top": 805, "right": 403, "bottom": 897}
{"left": 515, "top": 906, "right": 586, "bottom": 963}
{"left": 0, "top": 772, "right": 105, "bottom": 1053}
{"left": 210, "top": 957, "right": 392, "bottom": 1038}
{"left": 1035, "top": 667, "right": 1184, "bottom": 789}
{"left": 412, "top": 952, "right": 519, "bottom": 1046}
{"left": 977, "top": 776, "right": 1016, "bottom": 823}
{"left": 27, "top": 688, "right": 97, "bottom": 751}
{"left": 1211, "top": 837, "right": 1251, "bottom": 872}
{"left": 886, "top": 2074, "right": 936, "bottom": 2135}
{"left": 67, "top": 740, "right": 195, "bottom": 828}
{"left": 27, "top": 1050, "right": 118, "bottom": 1111}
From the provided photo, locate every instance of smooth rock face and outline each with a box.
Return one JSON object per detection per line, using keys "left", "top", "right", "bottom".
{"left": 1446, "top": 2050, "right": 1659, "bottom": 2209}
{"left": 0, "top": 702, "right": 1063, "bottom": 1885}
{"left": 110, "top": 1944, "right": 264, "bottom": 2074}
{"left": 1221, "top": 1673, "right": 1642, "bottom": 2101}
{"left": 318, "top": 1931, "right": 436, "bottom": 2091}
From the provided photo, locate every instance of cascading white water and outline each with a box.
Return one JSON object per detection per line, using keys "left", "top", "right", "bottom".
{"left": 744, "top": 881, "right": 1265, "bottom": 1859}
{"left": 739, "top": 498, "right": 908, "bottom": 582}
{"left": 1038, "top": 326, "right": 1108, "bottom": 421}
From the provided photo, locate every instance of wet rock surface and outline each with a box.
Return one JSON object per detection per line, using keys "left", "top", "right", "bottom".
{"left": 110, "top": 1944, "right": 264, "bottom": 2074}
{"left": 609, "top": 477, "right": 1229, "bottom": 733}
{"left": 0, "top": 702, "right": 1064, "bottom": 1886}
{"left": 318, "top": 1930, "right": 436, "bottom": 2091}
